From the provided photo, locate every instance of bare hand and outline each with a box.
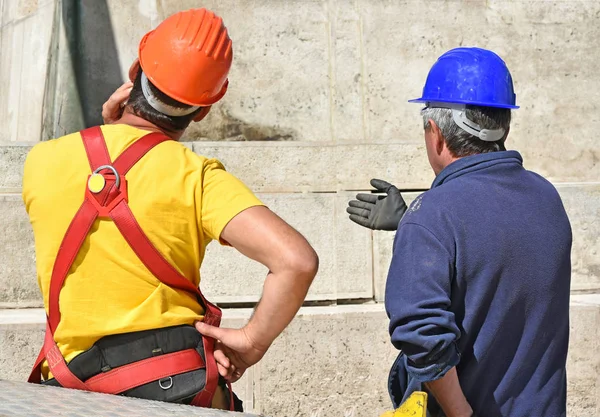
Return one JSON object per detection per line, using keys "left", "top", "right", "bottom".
{"left": 195, "top": 321, "right": 268, "bottom": 383}
{"left": 102, "top": 81, "right": 133, "bottom": 124}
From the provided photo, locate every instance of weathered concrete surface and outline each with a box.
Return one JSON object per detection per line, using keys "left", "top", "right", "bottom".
{"left": 0, "top": 0, "right": 57, "bottom": 143}
{"left": 372, "top": 193, "right": 420, "bottom": 302}
{"left": 0, "top": 144, "right": 28, "bottom": 193}
{"left": 2, "top": 300, "right": 598, "bottom": 416}
{"left": 193, "top": 141, "right": 433, "bottom": 192}
{"left": 202, "top": 192, "right": 372, "bottom": 302}
{"left": 567, "top": 295, "right": 600, "bottom": 417}
{"left": 558, "top": 184, "right": 600, "bottom": 293}
{"left": 373, "top": 185, "right": 600, "bottom": 301}
{"left": 0, "top": 195, "right": 37, "bottom": 308}
{"left": 251, "top": 304, "right": 396, "bottom": 417}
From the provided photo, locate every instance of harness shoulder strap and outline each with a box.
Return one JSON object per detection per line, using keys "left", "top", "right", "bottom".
{"left": 29, "top": 126, "right": 226, "bottom": 409}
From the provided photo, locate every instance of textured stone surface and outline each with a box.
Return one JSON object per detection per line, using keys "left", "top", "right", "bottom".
{"left": 0, "top": 195, "right": 38, "bottom": 308}
{"left": 193, "top": 141, "right": 433, "bottom": 192}
{"left": 202, "top": 191, "right": 373, "bottom": 302}
{"left": 558, "top": 184, "right": 600, "bottom": 292}
{"left": 0, "top": 145, "right": 29, "bottom": 193}
{"left": 252, "top": 304, "right": 395, "bottom": 417}
{"left": 372, "top": 193, "right": 420, "bottom": 302}
{"left": 0, "top": 0, "right": 56, "bottom": 143}
{"left": 567, "top": 295, "right": 600, "bottom": 416}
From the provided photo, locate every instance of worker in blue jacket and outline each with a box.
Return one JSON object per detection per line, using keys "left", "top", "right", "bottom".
{"left": 347, "top": 47, "right": 572, "bottom": 417}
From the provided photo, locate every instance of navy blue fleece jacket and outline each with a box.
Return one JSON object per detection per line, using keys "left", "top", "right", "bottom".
{"left": 385, "top": 151, "right": 572, "bottom": 417}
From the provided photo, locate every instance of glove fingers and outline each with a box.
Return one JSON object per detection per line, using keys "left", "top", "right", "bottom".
{"left": 346, "top": 206, "right": 371, "bottom": 218}
{"left": 355, "top": 193, "right": 379, "bottom": 204}
{"left": 349, "top": 214, "right": 372, "bottom": 228}
{"left": 348, "top": 200, "right": 373, "bottom": 210}
{"left": 370, "top": 178, "right": 394, "bottom": 193}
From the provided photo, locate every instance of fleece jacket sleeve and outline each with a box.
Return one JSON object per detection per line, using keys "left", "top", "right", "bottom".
{"left": 385, "top": 222, "right": 461, "bottom": 382}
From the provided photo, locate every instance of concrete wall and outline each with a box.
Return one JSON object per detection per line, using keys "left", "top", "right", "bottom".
{"left": 0, "top": 0, "right": 599, "bottom": 415}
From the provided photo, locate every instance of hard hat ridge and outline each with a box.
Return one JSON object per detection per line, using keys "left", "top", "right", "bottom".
{"left": 138, "top": 8, "right": 233, "bottom": 107}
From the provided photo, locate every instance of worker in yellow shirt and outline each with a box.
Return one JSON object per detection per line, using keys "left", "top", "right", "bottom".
{"left": 22, "top": 8, "right": 318, "bottom": 411}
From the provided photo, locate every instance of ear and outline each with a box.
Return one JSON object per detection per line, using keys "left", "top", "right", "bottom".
{"left": 428, "top": 119, "right": 445, "bottom": 155}
{"left": 128, "top": 59, "right": 141, "bottom": 82}
{"left": 193, "top": 106, "right": 211, "bottom": 122}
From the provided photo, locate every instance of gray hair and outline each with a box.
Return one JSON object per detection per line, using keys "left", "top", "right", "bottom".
{"left": 421, "top": 106, "right": 512, "bottom": 157}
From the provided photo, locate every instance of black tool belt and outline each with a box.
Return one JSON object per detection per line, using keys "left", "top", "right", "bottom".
{"left": 42, "top": 325, "right": 234, "bottom": 406}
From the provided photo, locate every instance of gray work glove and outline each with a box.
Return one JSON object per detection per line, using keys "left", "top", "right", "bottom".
{"left": 346, "top": 179, "right": 407, "bottom": 231}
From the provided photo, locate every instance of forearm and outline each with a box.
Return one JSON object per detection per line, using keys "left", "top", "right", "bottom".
{"left": 424, "top": 367, "right": 472, "bottom": 417}
{"left": 244, "top": 267, "right": 314, "bottom": 350}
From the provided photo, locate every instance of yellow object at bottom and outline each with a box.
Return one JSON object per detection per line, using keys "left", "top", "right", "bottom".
{"left": 379, "top": 391, "right": 428, "bottom": 417}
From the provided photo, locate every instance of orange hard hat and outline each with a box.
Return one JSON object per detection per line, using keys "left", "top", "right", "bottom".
{"left": 138, "top": 8, "right": 232, "bottom": 107}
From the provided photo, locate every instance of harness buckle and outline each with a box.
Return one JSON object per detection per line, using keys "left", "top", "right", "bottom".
{"left": 85, "top": 166, "right": 128, "bottom": 218}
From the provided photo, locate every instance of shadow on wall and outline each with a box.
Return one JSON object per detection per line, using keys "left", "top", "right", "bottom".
{"left": 62, "top": 0, "right": 123, "bottom": 128}
{"left": 183, "top": 106, "right": 298, "bottom": 142}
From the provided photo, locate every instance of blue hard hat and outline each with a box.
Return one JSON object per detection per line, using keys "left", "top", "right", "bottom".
{"left": 409, "top": 47, "right": 519, "bottom": 109}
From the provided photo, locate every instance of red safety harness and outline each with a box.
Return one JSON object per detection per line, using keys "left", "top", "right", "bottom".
{"left": 28, "top": 126, "right": 231, "bottom": 410}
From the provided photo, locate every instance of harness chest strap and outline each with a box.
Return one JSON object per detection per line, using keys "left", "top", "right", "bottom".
{"left": 28, "top": 126, "right": 229, "bottom": 410}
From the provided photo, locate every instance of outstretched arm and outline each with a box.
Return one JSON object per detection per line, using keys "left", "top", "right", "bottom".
{"left": 196, "top": 206, "right": 318, "bottom": 381}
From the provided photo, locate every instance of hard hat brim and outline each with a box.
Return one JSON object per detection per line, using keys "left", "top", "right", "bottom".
{"left": 408, "top": 98, "right": 519, "bottom": 110}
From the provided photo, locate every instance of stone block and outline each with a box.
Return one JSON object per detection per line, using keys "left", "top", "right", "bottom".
{"left": 0, "top": 309, "right": 45, "bottom": 381}
{"left": 358, "top": 0, "right": 600, "bottom": 183}
{"left": 0, "top": 0, "right": 56, "bottom": 142}
{"left": 251, "top": 304, "right": 395, "bottom": 417}
{"left": 374, "top": 185, "right": 600, "bottom": 300}
{"left": 568, "top": 295, "right": 600, "bottom": 416}
{"left": 372, "top": 192, "right": 420, "bottom": 302}
{"left": 193, "top": 141, "right": 433, "bottom": 192}
{"left": 0, "top": 145, "right": 29, "bottom": 193}
{"left": 0, "top": 195, "right": 38, "bottom": 308}
{"left": 330, "top": 3, "right": 366, "bottom": 143}
{"left": 201, "top": 192, "right": 373, "bottom": 303}
{"left": 558, "top": 184, "right": 600, "bottom": 292}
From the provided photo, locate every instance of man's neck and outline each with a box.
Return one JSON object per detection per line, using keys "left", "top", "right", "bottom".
{"left": 434, "top": 155, "right": 461, "bottom": 176}
{"left": 114, "top": 111, "right": 183, "bottom": 140}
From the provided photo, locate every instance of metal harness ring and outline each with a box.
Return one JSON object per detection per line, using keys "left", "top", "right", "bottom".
{"left": 93, "top": 165, "right": 121, "bottom": 189}
{"left": 158, "top": 377, "right": 173, "bottom": 390}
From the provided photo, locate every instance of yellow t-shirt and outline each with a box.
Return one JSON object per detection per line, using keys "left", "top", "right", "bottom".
{"left": 22, "top": 124, "right": 263, "bottom": 374}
